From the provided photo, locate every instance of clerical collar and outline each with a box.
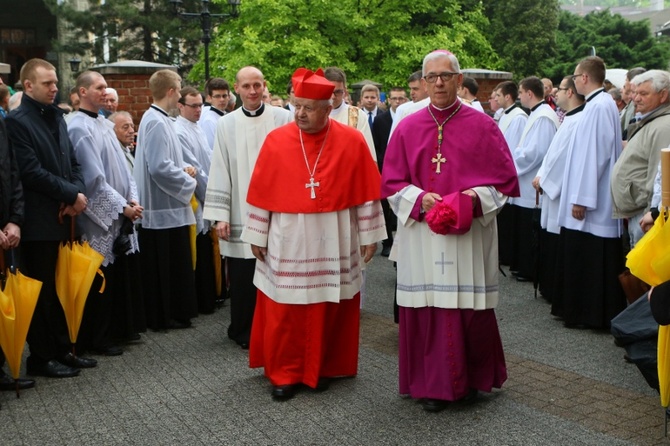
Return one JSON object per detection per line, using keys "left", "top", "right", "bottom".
{"left": 79, "top": 108, "right": 98, "bottom": 119}
{"left": 242, "top": 103, "right": 265, "bottom": 117}
{"left": 150, "top": 104, "right": 168, "bottom": 117}
{"left": 430, "top": 99, "right": 460, "bottom": 113}
{"left": 530, "top": 100, "right": 545, "bottom": 112}
{"left": 210, "top": 106, "right": 225, "bottom": 116}
{"left": 585, "top": 88, "right": 604, "bottom": 102}
{"left": 565, "top": 103, "right": 585, "bottom": 117}
{"left": 504, "top": 104, "right": 518, "bottom": 114}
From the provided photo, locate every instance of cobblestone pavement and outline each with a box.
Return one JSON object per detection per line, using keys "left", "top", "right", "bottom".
{"left": 0, "top": 250, "right": 665, "bottom": 445}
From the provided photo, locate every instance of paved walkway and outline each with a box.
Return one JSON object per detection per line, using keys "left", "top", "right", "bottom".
{"left": 0, "top": 252, "right": 665, "bottom": 445}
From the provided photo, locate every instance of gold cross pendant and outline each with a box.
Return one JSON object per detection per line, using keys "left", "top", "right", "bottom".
{"left": 432, "top": 153, "right": 446, "bottom": 174}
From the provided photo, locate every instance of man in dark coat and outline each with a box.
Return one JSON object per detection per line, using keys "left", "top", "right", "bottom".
{"left": 5, "top": 58, "right": 97, "bottom": 378}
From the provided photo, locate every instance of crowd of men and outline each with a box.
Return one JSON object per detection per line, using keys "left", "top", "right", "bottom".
{"left": 0, "top": 50, "right": 660, "bottom": 412}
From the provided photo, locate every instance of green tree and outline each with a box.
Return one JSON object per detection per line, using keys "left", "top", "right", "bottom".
{"left": 481, "top": 0, "right": 561, "bottom": 79}
{"left": 44, "top": 0, "right": 203, "bottom": 73}
{"left": 544, "top": 10, "right": 670, "bottom": 82}
{"left": 201, "top": 0, "right": 500, "bottom": 91}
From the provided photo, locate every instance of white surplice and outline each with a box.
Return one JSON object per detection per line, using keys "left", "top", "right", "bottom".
{"left": 557, "top": 89, "right": 623, "bottom": 238}
{"left": 203, "top": 105, "right": 291, "bottom": 258}
{"left": 510, "top": 103, "right": 559, "bottom": 208}
{"left": 175, "top": 115, "right": 212, "bottom": 235}
{"left": 198, "top": 105, "right": 225, "bottom": 150}
{"left": 134, "top": 106, "right": 196, "bottom": 229}
{"left": 390, "top": 185, "right": 507, "bottom": 310}
{"left": 537, "top": 107, "right": 584, "bottom": 234}
{"left": 329, "top": 103, "right": 377, "bottom": 161}
{"left": 498, "top": 105, "right": 527, "bottom": 153}
{"left": 240, "top": 201, "right": 386, "bottom": 304}
{"left": 68, "top": 111, "right": 139, "bottom": 265}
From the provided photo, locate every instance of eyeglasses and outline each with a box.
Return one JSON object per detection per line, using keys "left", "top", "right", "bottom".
{"left": 332, "top": 89, "right": 345, "bottom": 96}
{"left": 556, "top": 87, "right": 569, "bottom": 92}
{"left": 423, "top": 72, "right": 459, "bottom": 83}
{"left": 570, "top": 73, "right": 584, "bottom": 81}
{"left": 389, "top": 96, "right": 405, "bottom": 101}
{"left": 211, "top": 94, "right": 229, "bottom": 99}
{"left": 183, "top": 103, "right": 203, "bottom": 109}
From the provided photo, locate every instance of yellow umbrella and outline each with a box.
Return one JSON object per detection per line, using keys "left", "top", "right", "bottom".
{"left": 190, "top": 195, "right": 198, "bottom": 270}
{"left": 210, "top": 230, "right": 222, "bottom": 297}
{"left": 0, "top": 254, "right": 42, "bottom": 398}
{"left": 626, "top": 149, "right": 670, "bottom": 413}
{"left": 55, "top": 216, "right": 105, "bottom": 352}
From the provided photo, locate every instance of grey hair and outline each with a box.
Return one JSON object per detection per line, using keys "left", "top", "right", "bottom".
{"left": 106, "top": 87, "right": 118, "bottom": 100}
{"left": 422, "top": 51, "right": 460, "bottom": 76}
{"left": 108, "top": 110, "right": 133, "bottom": 123}
{"left": 8, "top": 91, "right": 22, "bottom": 111}
{"left": 631, "top": 70, "right": 670, "bottom": 93}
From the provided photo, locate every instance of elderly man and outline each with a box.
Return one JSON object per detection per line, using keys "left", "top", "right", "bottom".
{"left": 611, "top": 70, "right": 670, "bottom": 249}
{"left": 6, "top": 58, "right": 94, "bottom": 377}
{"left": 134, "top": 70, "right": 198, "bottom": 331}
{"left": 204, "top": 67, "right": 291, "bottom": 349}
{"left": 102, "top": 87, "right": 119, "bottom": 116}
{"left": 109, "top": 111, "right": 136, "bottom": 171}
{"left": 241, "top": 68, "right": 385, "bottom": 400}
{"left": 381, "top": 50, "right": 519, "bottom": 412}
{"left": 553, "top": 56, "right": 625, "bottom": 329}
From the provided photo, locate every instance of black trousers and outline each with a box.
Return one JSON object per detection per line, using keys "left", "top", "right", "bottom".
{"left": 227, "top": 257, "right": 257, "bottom": 345}
{"left": 22, "top": 241, "right": 71, "bottom": 362}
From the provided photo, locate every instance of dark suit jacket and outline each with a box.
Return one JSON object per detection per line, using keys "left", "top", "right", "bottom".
{"left": 651, "top": 280, "right": 670, "bottom": 325}
{"left": 371, "top": 110, "right": 393, "bottom": 172}
{"left": 0, "top": 118, "right": 24, "bottom": 229}
{"left": 6, "top": 94, "right": 85, "bottom": 241}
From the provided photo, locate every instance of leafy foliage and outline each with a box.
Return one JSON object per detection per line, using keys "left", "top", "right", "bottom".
{"left": 481, "top": 0, "right": 561, "bottom": 79}
{"left": 43, "top": 0, "right": 204, "bottom": 73}
{"left": 200, "top": 0, "right": 500, "bottom": 91}
{"left": 544, "top": 10, "right": 670, "bottom": 83}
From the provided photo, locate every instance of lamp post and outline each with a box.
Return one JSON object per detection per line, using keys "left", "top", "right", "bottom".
{"left": 170, "top": 0, "right": 241, "bottom": 81}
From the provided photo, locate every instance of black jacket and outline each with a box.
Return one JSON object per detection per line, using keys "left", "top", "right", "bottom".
{"left": 0, "top": 118, "right": 23, "bottom": 229}
{"left": 371, "top": 110, "right": 393, "bottom": 172}
{"left": 5, "top": 94, "right": 84, "bottom": 241}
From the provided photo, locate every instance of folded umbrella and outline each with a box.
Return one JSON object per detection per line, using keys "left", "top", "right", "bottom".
{"left": 0, "top": 250, "right": 41, "bottom": 398}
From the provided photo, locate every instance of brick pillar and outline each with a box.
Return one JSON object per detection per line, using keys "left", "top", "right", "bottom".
{"left": 462, "top": 69, "right": 514, "bottom": 114}
{"left": 91, "top": 61, "right": 179, "bottom": 126}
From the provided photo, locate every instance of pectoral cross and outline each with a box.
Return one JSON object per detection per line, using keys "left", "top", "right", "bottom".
{"left": 306, "top": 177, "right": 320, "bottom": 199}
{"left": 432, "top": 153, "right": 446, "bottom": 174}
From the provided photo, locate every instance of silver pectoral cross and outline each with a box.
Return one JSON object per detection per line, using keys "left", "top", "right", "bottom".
{"left": 306, "top": 177, "right": 320, "bottom": 199}
{"left": 432, "top": 153, "right": 446, "bottom": 174}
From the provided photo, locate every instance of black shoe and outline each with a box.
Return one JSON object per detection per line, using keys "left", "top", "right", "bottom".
{"left": 26, "top": 359, "right": 80, "bottom": 378}
{"left": 90, "top": 345, "right": 124, "bottom": 356}
{"left": 315, "top": 377, "right": 332, "bottom": 392}
{"left": 0, "top": 373, "right": 35, "bottom": 391}
{"left": 60, "top": 353, "right": 98, "bottom": 369}
{"left": 271, "top": 385, "right": 296, "bottom": 400}
{"left": 515, "top": 276, "right": 531, "bottom": 282}
{"left": 126, "top": 333, "right": 141, "bottom": 342}
{"left": 237, "top": 341, "right": 249, "bottom": 350}
{"left": 167, "top": 319, "right": 192, "bottom": 330}
{"left": 420, "top": 398, "right": 448, "bottom": 412}
{"left": 381, "top": 245, "right": 391, "bottom": 257}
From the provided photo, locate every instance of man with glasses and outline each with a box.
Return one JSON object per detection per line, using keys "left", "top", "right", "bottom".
{"left": 198, "top": 77, "right": 231, "bottom": 149}
{"left": 532, "top": 75, "right": 585, "bottom": 302}
{"left": 175, "top": 86, "right": 218, "bottom": 316}
{"left": 508, "top": 77, "right": 559, "bottom": 283}
{"left": 381, "top": 49, "right": 519, "bottom": 412}
{"left": 552, "top": 56, "right": 625, "bottom": 329}
{"left": 323, "top": 67, "right": 376, "bottom": 161}
{"left": 611, "top": 70, "right": 670, "bottom": 249}
{"left": 204, "top": 66, "right": 291, "bottom": 350}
